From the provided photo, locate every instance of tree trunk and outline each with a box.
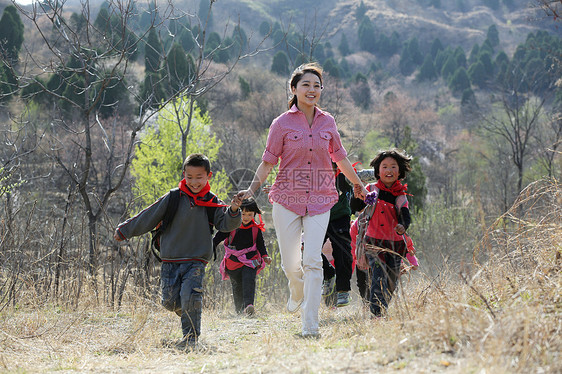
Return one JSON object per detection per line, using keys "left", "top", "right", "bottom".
{"left": 55, "top": 185, "right": 72, "bottom": 296}
{"left": 88, "top": 214, "right": 97, "bottom": 276}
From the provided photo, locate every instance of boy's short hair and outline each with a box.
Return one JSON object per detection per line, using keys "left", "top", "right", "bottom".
{"left": 241, "top": 198, "right": 262, "bottom": 214}
{"left": 369, "top": 149, "right": 412, "bottom": 180}
{"left": 183, "top": 153, "right": 211, "bottom": 174}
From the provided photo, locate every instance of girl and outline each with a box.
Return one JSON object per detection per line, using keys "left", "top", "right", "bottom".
{"left": 352, "top": 149, "right": 415, "bottom": 317}
{"left": 214, "top": 198, "right": 271, "bottom": 316}
{"left": 237, "top": 63, "right": 367, "bottom": 337}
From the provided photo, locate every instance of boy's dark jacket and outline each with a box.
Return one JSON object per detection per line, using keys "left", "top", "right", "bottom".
{"left": 116, "top": 190, "right": 241, "bottom": 262}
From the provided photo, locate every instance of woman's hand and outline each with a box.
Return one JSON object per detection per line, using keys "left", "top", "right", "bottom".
{"left": 353, "top": 184, "right": 368, "bottom": 200}
{"left": 236, "top": 189, "right": 253, "bottom": 201}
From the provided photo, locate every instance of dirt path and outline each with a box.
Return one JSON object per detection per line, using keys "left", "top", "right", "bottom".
{"left": 1, "top": 299, "right": 477, "bottom": 373}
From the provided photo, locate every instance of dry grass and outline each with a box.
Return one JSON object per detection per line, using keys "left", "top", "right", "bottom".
{"left": 0, "top": 180, "right": 560, "bottom": 373}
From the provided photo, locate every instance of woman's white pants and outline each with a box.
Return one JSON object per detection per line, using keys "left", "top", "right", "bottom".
{"left": 272, "top": 203, "right": 330, "bottom": 334}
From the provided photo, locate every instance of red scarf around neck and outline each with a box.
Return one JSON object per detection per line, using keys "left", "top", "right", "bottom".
{"left": 239, "top": 214, "right": 266, "bottom": 232}
{"left": 375, "top": 180, "right": 408, "bottom": 196}
{"left": 178, "top": 179, "right": 228, "bottom": 207}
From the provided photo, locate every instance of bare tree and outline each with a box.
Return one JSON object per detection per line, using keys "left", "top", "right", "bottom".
{"left": 480, "top": 90, "right": 545, "bottom": 198}
{"left": 535, "top": 108, "right": 562, "bottom": 178}
{"left": 148, "top": 1, "right": 270, "bottom": 160}
{"left": 535, "top": 0, "right": 562, "bottom": 21}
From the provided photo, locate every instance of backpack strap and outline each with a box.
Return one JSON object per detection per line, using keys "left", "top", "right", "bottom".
{"left": 226, "top": 229, "right": 236, "bottom": 247}
{"left": 395, "top": 195, "right": 408, "bottom": 213}
{"left": 225, "top": 225, "right": 259, "bottom": 249}
{"left": 251, "top": 226, "right": 259, "bottom": 242}
{"left": 150, "top": 188, "right": 181, "bottom": 262}
{"left": 206, "top": 206, "right": 220, "bottom": 260}
{"left": 225, "top": 225, "right": 259, "bottom": 245}
{"left": 161, "top": 188, "right": 181, "bottom": 231}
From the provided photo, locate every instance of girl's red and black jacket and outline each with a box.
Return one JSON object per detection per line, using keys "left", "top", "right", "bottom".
{"left": 213, "top": 225, "right": 268, "bottom": 271}
{"left": 350, "top": 182, "right": 412, "bottom": 256}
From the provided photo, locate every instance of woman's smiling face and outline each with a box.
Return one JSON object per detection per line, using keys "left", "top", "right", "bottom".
{"left": 291, "top": 72, "right": 322, "bottom": 110}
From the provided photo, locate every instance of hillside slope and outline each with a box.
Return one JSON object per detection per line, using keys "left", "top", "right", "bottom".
{"left": 210, "top": 0, "right": 547, "bottom": 55}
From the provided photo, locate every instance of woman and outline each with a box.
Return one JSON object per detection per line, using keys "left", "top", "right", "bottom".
{"left": 238, "top": 63, "right": 367, "bottom": 337}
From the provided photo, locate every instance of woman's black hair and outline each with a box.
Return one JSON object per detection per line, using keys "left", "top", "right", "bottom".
{"left": 241, "top": 198, "right": 262, "bottom": 214}
{"left": 369, "top": 149, "right": 412, "bottom": 180}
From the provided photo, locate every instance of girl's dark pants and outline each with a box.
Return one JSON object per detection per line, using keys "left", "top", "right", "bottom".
{"left": 160, "top": 261, "right": 205, "bottom": 343}
{"left": 366, "top": 238, "right": 405, "bottom": 316}
{"left": 227, "top": 266, "right": 257, "bottom": 313}
{"left": 356, "top": 266, "right": 370, "bottom": 301}
{"left": 322, "top": 216, "right": 353, "bottom": 292}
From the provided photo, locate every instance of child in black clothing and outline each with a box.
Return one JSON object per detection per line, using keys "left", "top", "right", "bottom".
{"left": 213, "top": 198, "right": 272, "bottom": 316}
{"left": 321, "top": 165, "right": 355, "bottom": 308}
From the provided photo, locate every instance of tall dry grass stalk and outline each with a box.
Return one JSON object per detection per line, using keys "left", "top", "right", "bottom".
{"left": 397, "top": 178, "right": 561, "bottom": 373}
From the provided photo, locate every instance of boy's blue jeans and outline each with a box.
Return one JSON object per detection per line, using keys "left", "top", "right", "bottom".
{"left": 160, "top": 261, "right": 206, "bottom": 342}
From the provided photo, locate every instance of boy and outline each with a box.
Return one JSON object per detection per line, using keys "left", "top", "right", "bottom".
{"left": 114, "top": 153, "right": 242, "bottom": 348}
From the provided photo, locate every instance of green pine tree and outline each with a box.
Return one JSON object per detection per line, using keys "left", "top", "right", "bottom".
{"left": 323, "top": 58, "right": 341, "bottom": 79}
{"left": 145, "top": 29, "right": 162, "bottom": 74}
{"left": 259, "top": 21, "right": 270, "bottom": 36}
{"left": 271, "top": 51, "right": 289, "bottom": 75}
{"left": 449, "top": 67, "right": 471, "bottom": 94}
{"left": 430, "top": 38, "right": 444, "bottom": 59}
{"left": 355, "top": 1, "right": 368, "bottom": 21}
{"left": 487, "top": 25, "right": 500, "bottom": 47}
{"left": 338, "top": 33, "right": 351, "bottom": 56}
{"left": 469, "top": 44, "right": 480, "bottom": 64}
{"left": 441, "top": 55, "right": 457, "bottom": 80}
{"left": 468, "top": 61, "right": 487, "bottom": 88}
{"left": 416, "top": 55, "right": 437, "bottom": 81}
{"left": 358, "top": 16, "right": 376, "bottom": 53}
{"left": 0, "top": 5, "right": 24, "bottom": 62}
{"left": 454, "top": 46, "right": 467, "bottom": 68}
{"left": 166, "top": 43, "right": 195, "bottom": 93}
{"left": 239, "top": 76, "right": 251, "bottom": 100}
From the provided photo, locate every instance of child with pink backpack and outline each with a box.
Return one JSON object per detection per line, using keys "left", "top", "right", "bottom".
{"left": 352, "top": 149, "right": 418, "bottom": 318}
{"left": 213, "top": 198, "right": 272, "bottom": 316}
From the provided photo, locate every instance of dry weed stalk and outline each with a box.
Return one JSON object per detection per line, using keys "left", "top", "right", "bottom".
{"left": 460, "top": 178, "right": 560, "bottom": 371}
{"left": 385, "top": 178, "right": 560, "bottom": 373}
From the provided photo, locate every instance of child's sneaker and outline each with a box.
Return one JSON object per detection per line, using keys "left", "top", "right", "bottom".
{"left": 322, "top": 276, "right": 336, "bottom": 297}
{"left": 336, "top": 291, "right": 350, "bottom": 307}
{"left": 244, "top": 304, "right": 255, "bottom": 316}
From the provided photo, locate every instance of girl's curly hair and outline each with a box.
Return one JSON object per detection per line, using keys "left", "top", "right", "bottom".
{"left": 369, "top": 149, "right": 412, "bottom": 180}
